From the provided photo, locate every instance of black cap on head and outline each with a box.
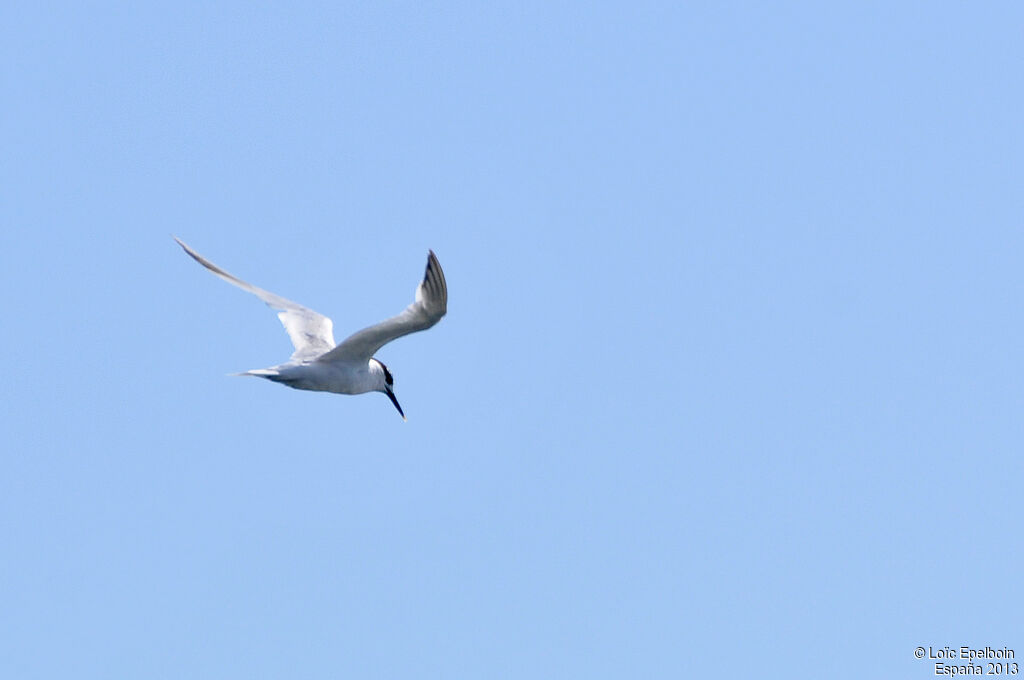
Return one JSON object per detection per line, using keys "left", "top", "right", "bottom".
{"left": 378, "top": 360, "right": 394, "bottom": 388}
{"left": 374, "top": 359, "right": 403, "bottom": 419}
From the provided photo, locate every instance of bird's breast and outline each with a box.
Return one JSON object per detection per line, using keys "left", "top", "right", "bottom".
{"left": 275, "top": 362, "right": 376, "bottom": 395}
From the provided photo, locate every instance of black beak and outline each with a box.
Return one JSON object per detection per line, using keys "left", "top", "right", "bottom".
{"left": 385, "top": 388, "right": 406, "bottom": 421}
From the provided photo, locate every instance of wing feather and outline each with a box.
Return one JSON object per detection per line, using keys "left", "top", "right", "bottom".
{"left": 318, "top": 250, "right": 447, "bottom": 364}
{"left": 174, "top": 237, "right": 335, "bottom": 361}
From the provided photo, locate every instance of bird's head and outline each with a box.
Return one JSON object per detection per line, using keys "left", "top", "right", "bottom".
{"left": 371, "top": 358, "right": 405, "bottom": 421}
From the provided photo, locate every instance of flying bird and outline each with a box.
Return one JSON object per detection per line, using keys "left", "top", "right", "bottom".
{"left": 174, "top": 237, "right": 447, "bottom": 420}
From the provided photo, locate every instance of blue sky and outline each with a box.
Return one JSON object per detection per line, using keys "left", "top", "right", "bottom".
{"left": 2, "top": 2, "right": 1022, "bottom": 677}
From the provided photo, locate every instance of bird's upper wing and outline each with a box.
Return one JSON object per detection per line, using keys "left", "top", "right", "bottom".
{"left": 317, "top": 250, "right": 447, "bottom": 365}
{"left": 175, "top": 237, "right": 336, "bottom": 361}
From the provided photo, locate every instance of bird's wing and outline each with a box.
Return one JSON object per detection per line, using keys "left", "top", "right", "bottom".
{"left": 175, "top": 237, "right": 336, "bottom": 361}
{"left": 317, "top": 250, "right": 447, "bottom": 365}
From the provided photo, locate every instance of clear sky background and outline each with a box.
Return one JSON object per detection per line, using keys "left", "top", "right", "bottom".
{"left": 2, "top": 2, "right": 1022, "bottom": 678}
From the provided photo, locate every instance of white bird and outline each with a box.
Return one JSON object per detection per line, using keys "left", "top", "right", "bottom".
{"left": 174, "top": 237, "right": 447, "bottom": 420}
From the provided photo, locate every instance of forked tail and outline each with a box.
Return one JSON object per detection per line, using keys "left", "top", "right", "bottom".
{"left": 231, "top": 368, "right": 280, "bottom": 378}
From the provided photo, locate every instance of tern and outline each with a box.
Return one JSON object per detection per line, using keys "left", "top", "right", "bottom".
{"left": 174, "top": 237, "right": 447, "bottom": 420}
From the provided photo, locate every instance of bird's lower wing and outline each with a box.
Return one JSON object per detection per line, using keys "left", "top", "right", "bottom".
{"left": 175, "top": 237, "right": 336, "bottom": 360}
{"left": 317, "top": 250, "right": 447, "bottom": 364}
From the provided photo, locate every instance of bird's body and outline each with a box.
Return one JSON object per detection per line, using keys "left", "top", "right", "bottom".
{"left": 174, "top": 237, "right": 447, "bottom": 419}
{"left": 245, "top": 358, "right": 383, "bottom": 395}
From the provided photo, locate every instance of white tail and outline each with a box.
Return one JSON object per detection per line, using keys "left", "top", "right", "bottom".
{"left": 230, "top": 368, "right": 280, "bottom": 378}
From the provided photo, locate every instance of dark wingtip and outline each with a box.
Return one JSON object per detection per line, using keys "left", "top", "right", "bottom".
{"left": 173, "top": 236, "right": 195, "bottom": 257}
